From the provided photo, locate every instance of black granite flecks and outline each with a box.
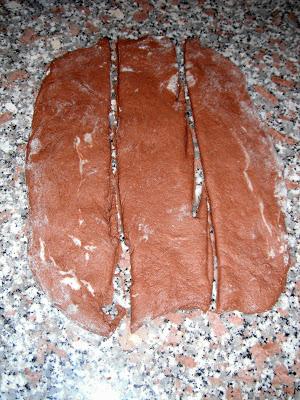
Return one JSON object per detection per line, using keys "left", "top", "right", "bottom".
{"left": 0, "top": 0, "right": 299, "bottom": 399}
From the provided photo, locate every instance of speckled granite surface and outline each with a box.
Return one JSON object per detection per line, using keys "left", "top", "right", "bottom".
{"left": 1, "top": 1, "right": 299, "bottom": 399}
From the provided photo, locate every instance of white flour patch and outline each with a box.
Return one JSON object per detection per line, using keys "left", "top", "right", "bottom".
{"left": 68, "top": 235, "right": 81, "bottom": 247}
{"left": 138, "top": 224, "right": 154, "bottom": 241}
{"left": 234, "top": 133, "right": 254, "bottom": 192}
{"left": 61, "top": 276, "right": 81, "bottom": 291}
{"left": 30, "top": 138, "right": 41, "bottom": 155}
{"left": 81, "top": 280, "right": 95, "bottom": 296}
{"left": 177, "top": 204, "right": 190, "bottom": 221}
{"left": 186, "top": 71, "right": 196, "bottom": 87}
{"left": 154, "top": 37, "right": 172, "bottom": 48}
{"left": 79, "top": 159, "right": 88, "bottom": 175}
{"left": 268, "top": 248, "right": 275, "bottom": 258}
{"left": 243, "top": 170, "right": 253, "bottom": 192}
{"left": 39, "top": 238, "right": 46, "bottom": 262}
{"left": 275, "top": 178, "right": 288, "bottom": 213}
{"left": 49, "top": 256, "right": 59, "bottom": 269}
{"left": 259, "top": 201, "right": 272, "bottom": 236}
{"left": 66, "top": 304, "right": 78, "bottom": 314}
{"left": 166, "top": 73, "right": 178, "bottom": 95}
{"left": 59, "top": 269, "right": 74, "bottom": 276}
{"left": 84, "top": 133, "right": 93, "bottom": 144}
{"left": 121, "top": 66, "right": 134, "bottom": 72}
{"left": 166, "top": 204, "right": 191, "bottom": 220}
{"left": 74, "top": 136, "right": 88, "bottom": 175}
{"left": 59, "top": 270, "right": 91, "bottom": 293}
{"left": 84, "top": 245, "right": 97, "bottom": 252}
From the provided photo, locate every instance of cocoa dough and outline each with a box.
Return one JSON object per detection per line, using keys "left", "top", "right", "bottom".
{"left": 26, "top": 39, "right": 125, "bottom": 336}
{"left": 117, "top": 38, "right": 212, "bottom": 331}
{"left": 185, "top": 39, "right": 289, "bottom": 313}
{"left": 26, "top": 37, "right": 289, "bottom": 336}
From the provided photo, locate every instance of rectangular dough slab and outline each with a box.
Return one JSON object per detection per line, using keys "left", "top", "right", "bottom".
{"left": 26, "top": 39, "right": 125, "bottom": 336}
{"left": 185, "top": 39, "right": 289, "bottom": 313}
{"left": 117, "top": 37, "right": 212, "bottom": 331}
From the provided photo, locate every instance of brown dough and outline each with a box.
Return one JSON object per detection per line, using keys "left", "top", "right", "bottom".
{"left": 185, "top": 39, "right": 289, "bottom": 313}
{"left": 26, "top": 39, "right": 125, "bottom": 336}
{"left": 26, "top": 36, "right": 288, "bottom": 336}
{"left": 117, "top": 37, "right": 212, "bottom": 331}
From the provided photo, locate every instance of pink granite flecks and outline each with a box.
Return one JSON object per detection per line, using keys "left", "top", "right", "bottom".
{"left": 253, "top": 84, "right": 279, "bottom": 105}
{"left": 207, "top": 313, "right": 227, "bottom": 337}
{"left": 1, "top": 0, "right": 299, "bottom": 399}
{"left": 251, "top": 342, "right": 281, "bottom": 372}
{"left": 0, "top": 112, "right": 13, "bottom": 125}
{"left": 271, "top": 75, "right": 296, "bottom": 88}
{"left": 19, "top": 28, "right": 38, "bottom": 44}
{"left": 176, "top": 356, "right": 197, "bottom": 369}
{"left": 7, "top": 70, "right": 29, "bottom": 82}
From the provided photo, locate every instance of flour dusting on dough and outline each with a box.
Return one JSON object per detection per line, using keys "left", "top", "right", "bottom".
{"left": 186, "top": 71, "right": 196, "bottom": 87}
{"left": 60, "top": 270, "right": 90, "bottom": 293}
{"left": 66, "top": 304, "right": 79, "bottom": 314}
{"left": 234, "top": 132, "right": 254, "bottom": 192}
{"left": 81, "top": 280, "right": 95, "bottom": 296}
{"left": 84, "top": 245, "right": 97, "bottom": 252}
{"left": 121, "top": 66, "right": 134, "bottom": 72}
{"left": 84, "top": 133, "right": 93, "bottom": 144}
{"left": 138, "top": 44, "right": 148, "bottom": 50}
{"left": 166, "top": 73, "right": 178, "bottom": 95}
{"left": 61, "top": 276, "right": 81, "bottom": 290}
{"left": 39, "top": 238, "right": 46, "bottom": 262}
{"left": 74, "top": 136, "right": 88, "bottom": 175}
{"left": 49, "top": 256, "right": 59, "bottom": 269}
{"left": 30, "top": 138, "right": 41, "bottom": 155}
{"left": 177, "top": 204, "right": 190, "bottom": 221}
{"left": 138, "top": 224, "right": 154, "bottom": 241}
{"left": 268, "top": 248, "right": 275, "bottom": 258}
{"left": 243, "top": 171, "right": 253, "bottom": 192}
{"left": 259, "top": 201, "right": 272, "bottom": 236}
{"left": 68, "top": 235, "right": 81, "bottom": 247}
{"left": 59, "top": 269, "right": 74, "bottom": 276}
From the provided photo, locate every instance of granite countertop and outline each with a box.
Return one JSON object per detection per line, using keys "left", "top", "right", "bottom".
{"left": 1, "top": 1, "right": 299, "bottom": 399}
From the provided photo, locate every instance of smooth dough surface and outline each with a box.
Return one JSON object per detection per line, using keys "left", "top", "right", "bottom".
{"left": 185, "top": 39, "right": 289, "bottom": 313}
{"left": 26, "top": 39, "right": 125, "bottom": 336}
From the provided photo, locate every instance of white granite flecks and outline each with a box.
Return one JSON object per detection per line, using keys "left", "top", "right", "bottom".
{"left": 0, "top": 1, "right": 299, "bottom": 399}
